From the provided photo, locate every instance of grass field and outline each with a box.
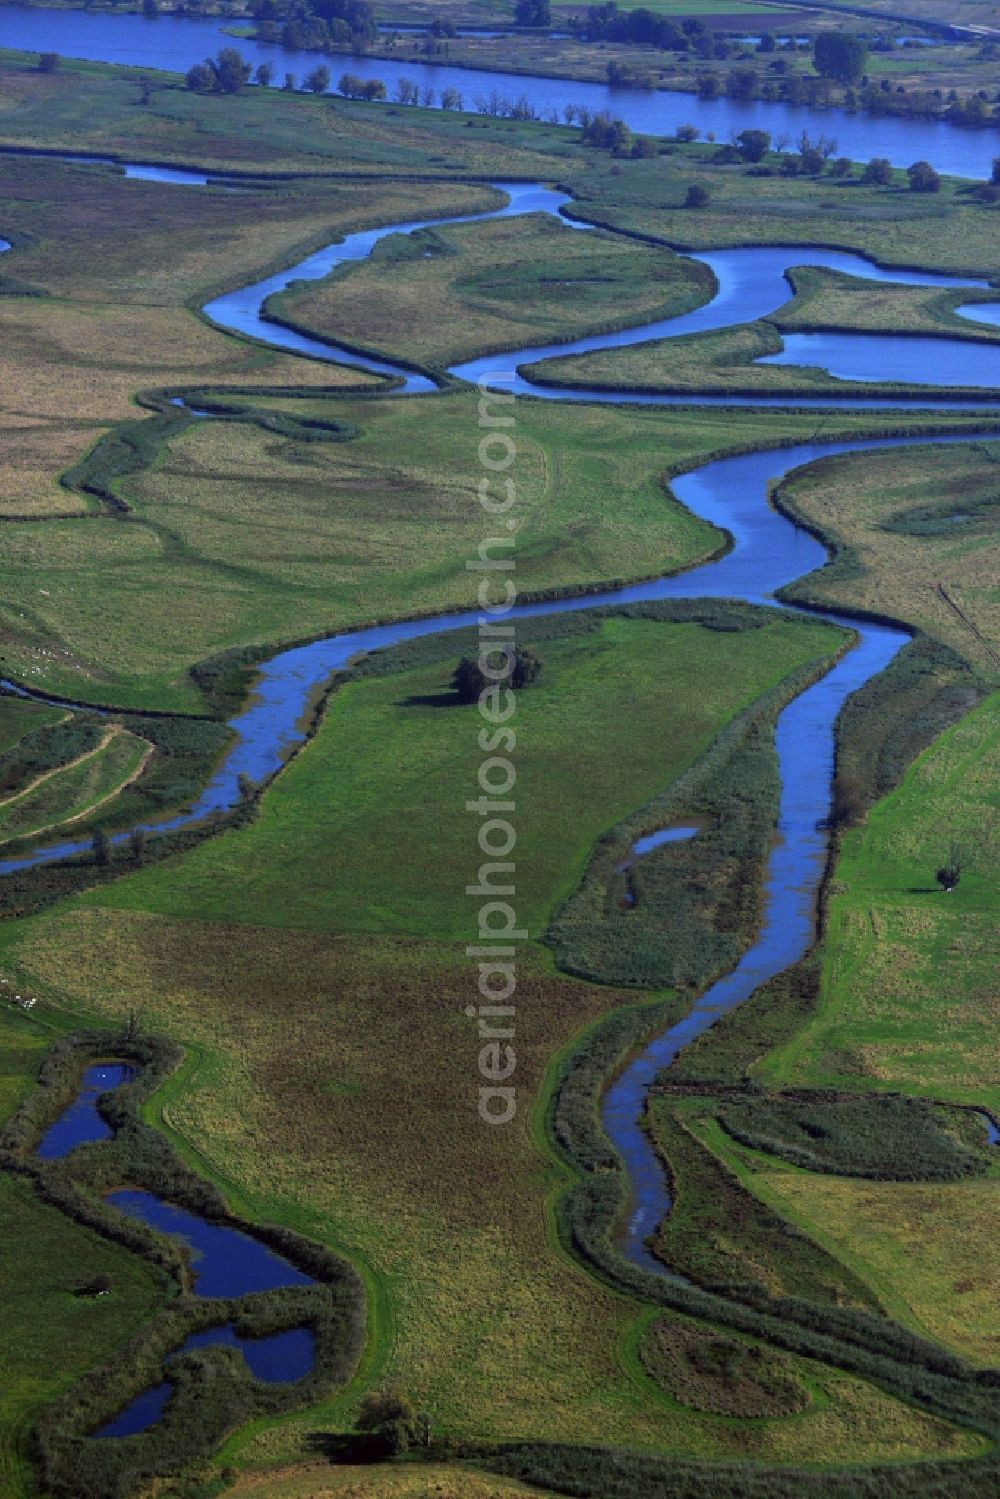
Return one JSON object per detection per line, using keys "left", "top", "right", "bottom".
{"left": 527, "top": 319, "right": 985, "bottom": 398}
{"left": 0, "top": 1151, "right": 164, "bottom": 1497}
{"left": 229, "top": 1462, "right": 558, "bottom": 1498}
{"left": 0, "top": 44, "right": 997, "bottom": 1493}
{"left": 775, "top": 267, "right": 1000, "bottom": 342}
{"left": 0, "top": 917, "right": 979, "bottom": 1470}
{"left": 776, "top": 442, "right": 1000, "bottom": 675}
{"left": 0, "top": 58, "right": 574, "bottom": 179}
{"left": 740, "top": 1167, "right": 1000, "bottom": 1366}
{"left": 0, "top": 724, "right": 151, "bottom": 846}
{"left": 647, "top": 1096, "right": 879, "bottom": 1305}
{"left": 760, "top": 692, "right": 1000, "bottom": 1108}
{"left": 565, "top": 156, "right": 1000, "bottom": 278}
{"left": 271, "top": 213, "right": 714, "bottom": 373}
{"left": 0, "top": 697, "right": 65, "bottom": 756}
{"left": 529, "top": 266, "right": 1000, "bottom": 397}
{"left": 4, "top": 398, "right": 993, "bottom": 713}
{"left": 0, "top": 608, "right": 979, "bottom": 1467}
{"left": 65, "top": 613, "right": 845, "bottom": 935}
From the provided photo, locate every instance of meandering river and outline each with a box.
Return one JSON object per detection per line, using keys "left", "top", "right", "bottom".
{"left": 2, "top": 159, "right": 998, "bottom": 1275}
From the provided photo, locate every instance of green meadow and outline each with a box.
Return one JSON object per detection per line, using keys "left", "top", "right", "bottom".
{"left": 64, "top": 611, "right": 846, "bottom": 935}
{"left": 6, "top": 386, "right": 984, "bottom": 713}
{"left": 760, "top": 691, "right": 1000, "bottom": 1110}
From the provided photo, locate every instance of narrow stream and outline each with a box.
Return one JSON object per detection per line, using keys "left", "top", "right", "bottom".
{"left": 5, "top": 168, "right": 999, "bottom": 1276}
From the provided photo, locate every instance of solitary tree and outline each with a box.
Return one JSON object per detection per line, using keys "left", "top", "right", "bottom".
{"left": 255, "top": 62, "right": 275, "bottom": 88}
{"left": 38, "top": 51, "right": 60, "bottom": 72}
{"left": 685, "top": 182, "right": 711, "bottom": 208}
{"left": 452, "top": 647, "right": 543, "bottom": 703}
{"left": 92, "top": 828, "right": 111, "bottom": 867}
{"left": 356, "top": 1389, "right": 423, "bottom": 1455}
{"left": 129, "top": 827, "right": 147, "bottom": 866}
{"left": 813, "top": 31, "right": 867, "bottom": 85}
{"left": 936, "top": 845, "right": 964, "bottom": 892}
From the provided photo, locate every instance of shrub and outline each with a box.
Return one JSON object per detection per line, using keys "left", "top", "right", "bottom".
{"left": 685, "top": 183, "right": 710, "bottom": 209}
{"left": 861, "top": 156, "right": 892, "bottom": 184}
{"left": 908, "top": 159, "right": 941, "bottom": 192}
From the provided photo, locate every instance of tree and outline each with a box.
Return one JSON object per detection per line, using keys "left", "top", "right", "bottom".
{"left": 92, "top": 829, "right": 111, "bottom": 867}
{"left": 142, "top": 0, "right": 159, "bottom": 16}
{"left": 935, "top": 844, "right": 964, "bottom": 892}
{"left": 129, "top": 827, "right": 147, "bottom": 866}
{"left": 861, "top": 155, "right": 892, "bottom": 185}
{"left": 514, "top": 0, "right": 550, "bottom": 25}
{"left": 363, "top": 78, "right": 387, "bottom": 101}
{"left": 282, "top": 72, "right": 297, "bottom": 91}
{"left": 737, "top": 128, "right": 770, "bottom": 163}
{"left": 831, "top": 156, "right": 852, "bottom": 178}
{"left": 907, "top": 159, "right": 940, "bottom": 193}
{"left": 255, "top": 62, "right": 275, "bottom": 88}
{"left": 813, "top": 31, "right": 867, "bottom": 85}
{"left": 186, "top": 61, "right": 214, "bottom": 93}
{"left": 210, "top": 47, "right": 251, "bottom": 93}
{"left": 452, "top": 656, "right": 485, "bottom": 704}
{"left": 356, "top": 1390, "right": 422, "bottom": 1455}
{"left": 676, "top": 122, "right": 699, "bottom": 142}
{"left": 992, "top": 155, "right": 1000, "bottom": 186}
{"left": 452, "top": 648, "right": 542, "bottom": 702}
{"left": 685, "top": 182, "right": 710, "bottom": 208}
{"left": 441, "top": 86, "right": 463, "bottom": 110}
{"left": 38, "top": 51, "right": 60, "bottom": 72}
{"left": 511, "top": 646, "right": 542, "bottom": 690}
{"left": 304, "top": 64, "right": 331, "bottom": 94}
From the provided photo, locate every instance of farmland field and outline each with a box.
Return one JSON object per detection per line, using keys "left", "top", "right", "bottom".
{"left": 0, "top": 32, "right": 996, "bottom": 1499}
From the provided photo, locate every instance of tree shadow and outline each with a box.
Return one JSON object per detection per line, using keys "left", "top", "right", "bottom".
{"left": 398, "top": 691, "right": 465, "bottom": 709}
{"left": 304, "top": 1430, "right": 387, "bottom": 1463}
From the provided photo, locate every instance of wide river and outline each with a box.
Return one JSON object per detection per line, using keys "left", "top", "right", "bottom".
{"left": 1, "top": 146, "right": 998, "bottom": 1273}
{"left": 1, "top": 4, "right": 1000, "bottom": 178}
